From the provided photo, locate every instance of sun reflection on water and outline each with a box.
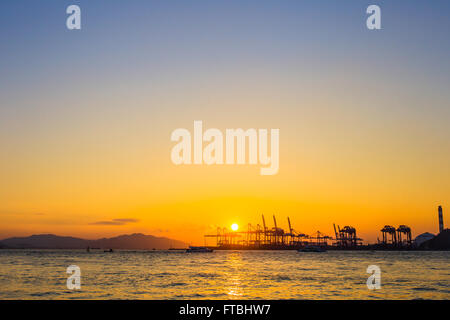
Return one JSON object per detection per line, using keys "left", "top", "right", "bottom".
{"left": 225, "top": 252, "right": 244, "bottom": 298}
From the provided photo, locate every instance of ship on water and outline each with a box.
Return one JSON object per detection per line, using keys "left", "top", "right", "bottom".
{"left": 186, "top": 246, "right": 213, "bottom": 253}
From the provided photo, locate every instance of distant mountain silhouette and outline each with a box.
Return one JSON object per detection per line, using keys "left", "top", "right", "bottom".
{"left": 90, "top": 233, "right": 186, "bottom": 250}
{"left": 0, "top": 233, "right": 186, "bottom": 250}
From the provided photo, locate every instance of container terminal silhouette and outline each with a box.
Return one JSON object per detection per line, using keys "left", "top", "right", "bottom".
{"left": 204, "top": 206, "right": 445, "bottom": 250}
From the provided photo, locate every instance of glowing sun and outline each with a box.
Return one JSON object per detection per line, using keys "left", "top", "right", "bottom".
{"left": 231, "top": 223, "right": 239, "bottom": 231}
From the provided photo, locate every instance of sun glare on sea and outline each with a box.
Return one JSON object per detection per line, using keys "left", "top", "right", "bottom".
{"left": 231, "top": 223, "right": 239, "bottom": 231}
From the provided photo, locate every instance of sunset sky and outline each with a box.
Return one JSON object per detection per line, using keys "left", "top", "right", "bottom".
{"left": 1, "top": 1, "right": 450, "bottom": 244}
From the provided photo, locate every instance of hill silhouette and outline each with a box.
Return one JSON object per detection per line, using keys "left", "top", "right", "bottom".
{"left": 419, "top": 229, "right": 450, "bottom": 250}
{"left": 0, "top": 233, "right": 186, "bottom": 250}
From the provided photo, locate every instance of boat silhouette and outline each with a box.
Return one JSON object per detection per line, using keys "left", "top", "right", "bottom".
{"left": 186, "top": 246, "right": 213, "bottom": 253}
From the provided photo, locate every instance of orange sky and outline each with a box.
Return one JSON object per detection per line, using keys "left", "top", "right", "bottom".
{"left": 1, "top": 104, "right": 448, "bottom": 244}
{"left": 2, "top": 84, "right": 449, "bottom": 244}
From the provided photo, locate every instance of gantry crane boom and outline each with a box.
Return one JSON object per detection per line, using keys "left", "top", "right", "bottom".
{"left": 288, "top": 217, "right": 293, "bottom": 234}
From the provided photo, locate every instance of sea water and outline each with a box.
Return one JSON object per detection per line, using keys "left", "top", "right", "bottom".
{"left": 0, "top": 249, "right": 448, "bottom": 299}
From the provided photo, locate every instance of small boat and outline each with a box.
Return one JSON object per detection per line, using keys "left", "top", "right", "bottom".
{"left": 104, "top": 248, "right": 114, "bottom": 253}
{"left": 298, "top": 245, "right": 326, "bottom": 252}
{"left": 186, "top": 246, "right": 213, "bottom": 253}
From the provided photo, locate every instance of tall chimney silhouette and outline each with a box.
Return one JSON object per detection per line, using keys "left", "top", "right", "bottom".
{"left": 438, "top": 206, "right": 444, "bottom": 234}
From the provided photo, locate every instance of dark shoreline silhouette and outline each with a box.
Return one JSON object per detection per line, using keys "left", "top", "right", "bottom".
{"left": 0, "top": 233, "right": 186, "bottom": 250}
{"left": 1, "top": 230, "right": 448, "bottom": 251}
